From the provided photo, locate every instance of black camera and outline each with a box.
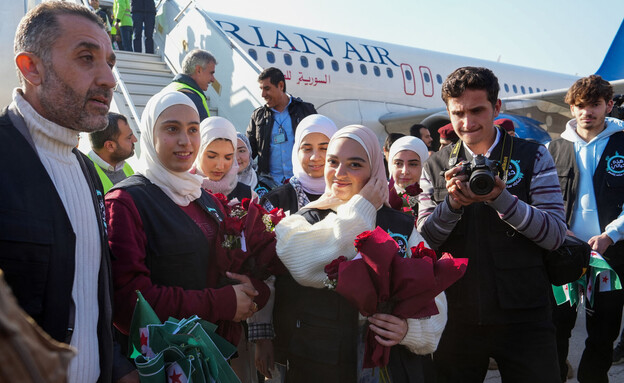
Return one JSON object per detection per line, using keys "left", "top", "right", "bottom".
{"left": 456, "top": 155, "right": 501, "bottom": 195}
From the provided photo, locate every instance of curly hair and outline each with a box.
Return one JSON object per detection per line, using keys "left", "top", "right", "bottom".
{"left": 442, "top": 67, "right": 500, "bottom": 108}
{"left": 564, "top": 75, "right": 613, "bottom": 106}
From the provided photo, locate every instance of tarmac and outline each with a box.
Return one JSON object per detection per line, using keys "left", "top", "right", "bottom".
{"left": 485, "top": 308, "right": 624, "bottom": 382}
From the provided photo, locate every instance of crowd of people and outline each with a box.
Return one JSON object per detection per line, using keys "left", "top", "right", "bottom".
{"left": 2, "top": 2, "right": 624, "bottom": 383}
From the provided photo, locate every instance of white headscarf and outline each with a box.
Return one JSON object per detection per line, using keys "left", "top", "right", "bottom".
{"left": 388, "top": 135, "right": 429, "bottom": 168}
{"left": 193, "top": 116, "right": 240, "bottom": 196}
{"left": 291, "top": 114, "right": 338, "bottom": 195}
{"left": 304, "top": 124, "right": 388, "bottom": 211}
{"left": 136, "top": 90, "right": 203, "bottom": 206}
{"left": 388, "top": 135, "right": 429, "bottom": 193}
{"left": 236, "top": 132, "right": 258, "bottom": 190}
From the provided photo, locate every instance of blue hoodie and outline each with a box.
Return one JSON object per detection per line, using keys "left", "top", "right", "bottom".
{"left": 561, "top": 117, "right": 624, "bottom": 242}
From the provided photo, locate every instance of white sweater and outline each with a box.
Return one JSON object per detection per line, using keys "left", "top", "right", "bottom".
{"left": 15, "top": 91, "right": 101, "bottom": 382}
{"left": 276, "top": 194, "right": 447, "bottom": 355}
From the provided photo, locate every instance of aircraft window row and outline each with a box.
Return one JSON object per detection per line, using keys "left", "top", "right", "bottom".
{"left": 248, "top": 48, "right": 400, "bottom": 79}
{"left": 503, "top": 82, "right": 546, "bottom": 95}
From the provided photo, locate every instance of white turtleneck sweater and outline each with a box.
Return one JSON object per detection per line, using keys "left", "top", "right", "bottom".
{"left": 14, "top": 90, "right": 101, "bottom": 382}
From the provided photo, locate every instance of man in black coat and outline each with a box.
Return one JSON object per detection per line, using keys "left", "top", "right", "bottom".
{"left": 1, "top": 2, "right": 136, "bottom": 381}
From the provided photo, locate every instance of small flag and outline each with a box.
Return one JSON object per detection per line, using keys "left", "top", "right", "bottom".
{"left": 129, "top": 291, "right": 162, "bottom": 358}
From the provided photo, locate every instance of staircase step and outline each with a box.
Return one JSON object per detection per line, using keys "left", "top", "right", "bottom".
{"left": 115, "top": 60, "right": 170, "bottom": 72}
{"left": 119, "top": 73, "right": 172, "bottom": 86}
{"left": 114, "top": 51, "right": 163, "bottom": 63}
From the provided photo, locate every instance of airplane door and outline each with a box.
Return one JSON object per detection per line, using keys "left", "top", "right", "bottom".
{"left": 401, "top": 63, "right": 416, "bottom": 95}
{"left": 419, "top": 66, "right": 434, "bottom": 97}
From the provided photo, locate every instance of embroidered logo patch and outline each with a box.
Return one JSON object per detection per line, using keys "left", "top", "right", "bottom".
{"left": 505, "top": 159, "right": 524, "bottom": 188}
{"left": 387, "top": 230, "right": 408, "bottom": 257}
{"left": 606, "top": 151, "right": 624, "bottom": 176}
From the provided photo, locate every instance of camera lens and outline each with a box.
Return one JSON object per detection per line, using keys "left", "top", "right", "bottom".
{"left": 469, "top": 171, "right": 495, "bottom": 195}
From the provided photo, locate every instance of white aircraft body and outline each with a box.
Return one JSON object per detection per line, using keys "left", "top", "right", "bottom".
{"left": 2, "top": 1, "right": 623, "bottom": 145}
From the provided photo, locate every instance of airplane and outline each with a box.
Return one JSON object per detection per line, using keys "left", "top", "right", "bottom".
{"left": 2, "top": 1, "right": 623, "bottom": 150}
{"left": 204, "top": 11, "right": 624, "bottom": 144}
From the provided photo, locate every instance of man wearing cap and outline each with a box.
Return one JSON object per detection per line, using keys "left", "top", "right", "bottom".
{"left": 495, "top": 118, "right": 516, "bottom": 137}
{"left": 438, "top": 122, "right": 458, "bottom": 149}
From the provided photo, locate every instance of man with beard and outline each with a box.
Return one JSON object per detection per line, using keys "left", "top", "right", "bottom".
{"left": 0, "top": 2, "right": 136, "bottom": 382}
{"left": 247, "top": 67, "right": 316, "bottom": 184}
{"left": 88, "top": 112, "right": 137, "bottom": 193}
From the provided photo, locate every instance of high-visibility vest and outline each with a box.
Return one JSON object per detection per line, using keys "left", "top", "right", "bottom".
{"left": 164, "top": 81, "right": 210, "bottom": 118}
{"left": 88, "top": 155, "right": 134, "bottom": 193}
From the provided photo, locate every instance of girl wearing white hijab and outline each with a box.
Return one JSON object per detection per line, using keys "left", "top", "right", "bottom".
{"left": 236, "top": 133, "right": 258, "bottom": 191}
{"left": 387, "top": 136, "right": 429, "bottom": 218}
{"left": 260, "top": 114, "right": 338, "bottom": 214}
{"left": 274, "top": 125, "right": 447, "bottom": 383}
{"left": 191, "top": 116, "right": 258, "bottom": 201}
{"left": 105, "top": 91, "right": 269, "bottom": 350}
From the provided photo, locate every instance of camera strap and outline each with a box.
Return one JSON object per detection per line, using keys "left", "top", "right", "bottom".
{"left": 447, "top": 127, "right": 513, "bottom": 184}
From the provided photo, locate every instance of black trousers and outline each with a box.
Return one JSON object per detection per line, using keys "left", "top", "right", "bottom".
{"left": 434, "top": 320, "right": 560, "bottom": 383}
{"left": 552, "top": 263, "right": 624, "bottom": 383}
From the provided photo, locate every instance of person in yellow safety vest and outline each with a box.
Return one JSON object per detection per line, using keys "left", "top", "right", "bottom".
{"left": 113, "top": 0, "right": 132, "bottom": 51}
{"left": 88, "top": 113, "right": 137, "bottom": 193}
{"left": 164, "top": 49, "right": 216, "bottom": 121}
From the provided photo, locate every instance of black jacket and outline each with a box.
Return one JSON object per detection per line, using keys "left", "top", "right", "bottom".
{"left": 0, "top": 106, "right": 132, "bottom": 382}
{"left": 549, "top": 132, "right": 624, "bottom": 266}
{"left": 424, "top": 135, "right": 552, "bottom": 325}
{"left": 246, "top": 96, "right": 316, "bottom": 174}
{"left": 274, "top": 206, "right": 413, "bottom": 383}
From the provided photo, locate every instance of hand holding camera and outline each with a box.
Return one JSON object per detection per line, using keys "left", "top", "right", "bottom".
{"left": 444, "top": 154, "right": 506, "bottom": 209}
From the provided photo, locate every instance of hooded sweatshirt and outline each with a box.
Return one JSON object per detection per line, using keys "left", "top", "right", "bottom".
{"left": 561, "top": 117, "right": 624, "bottom": 242}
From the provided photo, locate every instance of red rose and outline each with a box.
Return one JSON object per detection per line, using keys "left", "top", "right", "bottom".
{"left": 269, "top": 207, "right": 286, "bottom": 226}
{"left": 223, "top": 215, "right": 244, "bottom": 235}
{"left": 354, "top": 230, "right": 374, "bottom": 250}
{"left": 214, "top": 193, "right": 229, "bottom": 208}
{"left": 241, "top": 198, "right": 251, "bottom": 211}
{"left": 405, "top": 183, "right": 423, "bottom": 196}
{"left": 410, "top": 241, "right": 437, "bottom": 261}
{"left": 324, "top": 256, "right": 348, "bottom": 281}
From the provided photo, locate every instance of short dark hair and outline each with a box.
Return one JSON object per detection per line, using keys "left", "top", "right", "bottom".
{"left": 14, "top": 2, "right": 104, "bottom": 86}
{"left": 89, "top": 113, "right": 128, "bottom": 150}
{"left": 383, "top": 133, "right": 405, "bottom": 153}
{"left": 442, "top": 67, "right": 500, "bottom": 108}
{"left": 565, "top": 75, "right": 614, "bottom": 106}
{"left": 258, "top": 67, "right": 286, "bottom": 93}
{"left": 409, "top": 124, "right": 427, "bottom": 138}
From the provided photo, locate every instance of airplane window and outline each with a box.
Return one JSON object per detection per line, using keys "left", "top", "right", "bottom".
{"left": 346, "top": 62, "right": 354, "bottom": 73}
{"left": 521, "top": 86, "right": 526, "bottom": 94}
{"left": 301, "top": 56, "right": 309, "bottom": 68}
{"left": 504, "top": 84, "right": 509, "bottom": 92}
{"left": 267, "top": 51, "right": 275, "bottom": 64}
{"left": 316, "top": 58, "right": 324, "bottom": 70}
{"left": 512, "top": 84, "right": 518, "bottom": 93}
{"left": 405, "top": 70, "right": 412, "bottom": 81}
{"left": 529, "top": 87, "right": 533, "bottom": 94}
{"left": 537, "top": 88, "right": 541, "bottom": 92}
{"left": 331, "top": 60, "right": 339, "bottom": 71}
{"left": 360, "top": 64, "right": 368, "bottom": 75}
{"left": 436, "top": 74, "right": 443, "bottom": 84}
{"left": 374, "top": 66, "right": 381, "bottom": 77}
{"left": 248, "top": 49, "right": 257, "bottom": 61}
{"left": 284, "top": 54, "right": 292, "bottom": 66}
{"left": 387, "top": 68, "right": 393, "bottom": 78}
{"left": 423, "top": 73, "right": 430, "bottom": 83}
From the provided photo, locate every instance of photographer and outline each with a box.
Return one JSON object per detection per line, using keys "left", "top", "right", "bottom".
{"left": 417, "top": 67, "right": 566, "bottom": 382}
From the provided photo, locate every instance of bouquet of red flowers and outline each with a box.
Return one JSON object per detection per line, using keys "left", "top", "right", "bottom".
{"left": 213, "top": 194, "right": 287, "bottom": 281}
{"left": 388, "top": 179, "right": 422, "bottom": 218}
{"left": 323, "top": 226, "right": 468, "bottom": 369}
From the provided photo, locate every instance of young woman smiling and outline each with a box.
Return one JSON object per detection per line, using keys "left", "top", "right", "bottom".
{"left": 192, "top": 116, "right": 258, "bottom": 202}
{"left": 105, "top": 91, "right": 269, "bottom": 349}
{"left": 387, "top": 135, "right": 429, "bottom": 219}
{"left": 274, "top": 125, "right": 447, "bottom": 383}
